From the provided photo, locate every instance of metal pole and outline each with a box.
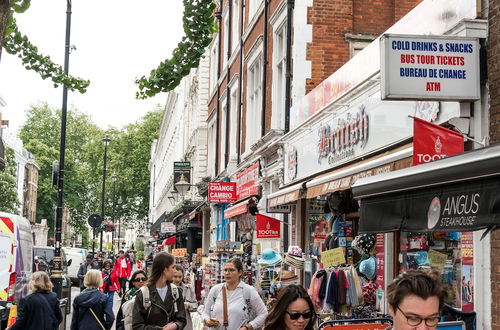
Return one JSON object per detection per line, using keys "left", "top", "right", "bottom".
{"left": 100, "top": 136, "right": 110, "bottom": 252}
{"left": 52, "top": 0, "right": 72, "bottom": 299}
{"left": 112, "top": 175, "right": 116, "bottom": 253}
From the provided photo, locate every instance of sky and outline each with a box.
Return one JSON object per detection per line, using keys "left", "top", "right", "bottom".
{"left": 0, "top": 0, "right": 184, "bottom": 132}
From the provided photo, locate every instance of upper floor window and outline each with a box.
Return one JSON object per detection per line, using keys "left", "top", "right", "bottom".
{"left": 231, "top": 0, "right": 240, "bottom": 54}
{"left": 271, "top": 22, "right": 287, "bottom": 130}
{"left": 209, "top": 39, "right": 219, "bottom": 93}
{"left": 246, "top": 56, "right": 262, "bottom": 150}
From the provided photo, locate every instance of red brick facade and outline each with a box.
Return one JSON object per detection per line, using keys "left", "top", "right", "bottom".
{"left": 489, "top": 0, "right": 500, "bottom": 327}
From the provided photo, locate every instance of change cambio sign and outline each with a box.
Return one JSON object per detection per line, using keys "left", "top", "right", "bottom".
{"left": 381, "top": 34, "right": 480, "bottom": 101}
{"left": 208, "top": 182, "right": 238, "bottom": 203}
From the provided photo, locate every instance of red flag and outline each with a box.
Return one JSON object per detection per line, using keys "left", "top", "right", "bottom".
{"left": 256, "top": 214, "right": 281, "bottom": 239}
{"left": 413, "top": 117, "right": 464, "bottom": 165}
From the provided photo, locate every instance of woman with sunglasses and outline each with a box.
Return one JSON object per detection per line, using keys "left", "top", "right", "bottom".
{"left": 264, "top": 285, "right": 316, "bottom": 330}
{"left": 203, "top": 258, "right": 268, "bottom": 330}
{"left": 115, "top": 270, "right": 147, "bottom": 330}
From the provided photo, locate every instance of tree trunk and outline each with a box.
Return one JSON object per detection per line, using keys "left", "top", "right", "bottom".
{"left": 0, "top": 0, "right": 12, "bottom": 63}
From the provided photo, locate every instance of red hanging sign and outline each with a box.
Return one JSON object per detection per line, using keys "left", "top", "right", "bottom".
{"left": 413, "top": 117, "right": 464, "bottom": 165}
{"left": 208, "top": 182, "right": 238, "bottom": 203}
{"left": 256, "top": 214, "right": 281, "bottom": 240}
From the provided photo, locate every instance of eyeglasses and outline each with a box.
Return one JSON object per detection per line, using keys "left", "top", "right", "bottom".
{"left": 223, "top": 268, "right": 237, "bottom": 273}
{"left": 397, "top": 307, "right": 440, "bottom": 327}
{"left": 133, "top": 277, "right": 147, "bottom": 282}
{"left": 286, "top": 311, "right": 314, "bottom": 320}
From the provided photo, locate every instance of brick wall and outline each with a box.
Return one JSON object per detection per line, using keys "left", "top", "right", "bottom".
{"left": 489, "top": 0, "right": 500, "bottom": 327}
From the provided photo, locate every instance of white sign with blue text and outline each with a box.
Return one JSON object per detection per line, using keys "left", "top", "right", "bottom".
{"left": 381, "top": 34, "right": 480, "bottom": 101}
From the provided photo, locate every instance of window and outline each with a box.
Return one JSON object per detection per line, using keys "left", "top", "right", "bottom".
{"left": 248, "top": 0, "right": 262, "bottom": 20}
{"left": 272, "top": 23, "right": 287, "bottom": 129}
{"left": 246, "top": 56, "right": 262, "bottom": 149}
{"left": 223, "top": 12, "right": 229, "bottom": 68}
{"left": 229, "top": 85, "right": 239, "bottom": 160}
{"left": 209, "top": 40, "right": 218, "bottom": 93}
{"left": 345, "top": 34, "right": 375, "bottom": 59}
{"left": 231, "top": 0, "right": 240, "bottom": 54}
{"left": 207, "top": 115, "right": 217, "bottom": 177}
{"left": 221, "top": 101, "right": 228, "bottom": 170}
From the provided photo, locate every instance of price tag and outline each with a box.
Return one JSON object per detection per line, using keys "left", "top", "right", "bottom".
{"left": 321, "top": 247, "right": 346, "bottom": 267}
{"left": 172, "top": 248, "right": 187, "bottom": 257}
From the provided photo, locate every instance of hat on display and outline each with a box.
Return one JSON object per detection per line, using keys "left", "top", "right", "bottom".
{"left": 287, "top": 246, "right": 303, "bottom": 257}
{"left": 416, "top": 251, "right": 429, "bottom": 266}
{"left": 359, "top": 256, "right": 376, "bottom": 280}
{"left": 258, "top": 248, "right": 282, "bottom": 265}
{"left": 284, "top": 245, "right": 305, "bottom": 269}
{"left": 352, "top": 234, "right": 376, "bottom": 256}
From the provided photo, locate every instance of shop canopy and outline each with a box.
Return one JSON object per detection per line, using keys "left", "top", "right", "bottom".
{"left": 352, "top": 144, "right": 500, "bottom": 234}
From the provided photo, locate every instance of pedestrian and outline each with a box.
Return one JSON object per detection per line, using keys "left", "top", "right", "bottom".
{"left": 71, "top": 269, "right": 115, "bottom": 330}
{"left": 116, "top": 269, "right": 148, "bottom": 330}
{"left": 114, "top": 250, "right": 132, "bottom": 296}
{"left": 173, "top": 265, "right": 198, "bottom": 330}
{"left": 386, "top": 269, "right": 448, "bottom": 330}
{"left": 7, "top": 271, "right": 63, "bottom": 330}
{"left": 100, "top": 259, "right": 120, "bottom": 310}
{"left": 263, "top": 284, "right": 316, "bottom": 330}
{"left": 132, "top": 252, "right": 187, "bottom": 330}
{"left": 202, "top": 258, "right": 268, "bottom": 330}
{"left": 78, "top": 254, "right": 99, "bottom": 292}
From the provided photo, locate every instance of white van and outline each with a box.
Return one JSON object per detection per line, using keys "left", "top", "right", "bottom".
{"left": 0, "top": 212, "right": 33, "bottom": 327}
{"left": 62, "top": 247, "right": 87, "bottom": 285}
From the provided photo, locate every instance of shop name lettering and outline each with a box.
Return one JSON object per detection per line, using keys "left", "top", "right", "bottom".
{"left": 317, "top": 107, "right": 369, "bottom": 164}
{"left": 439, "top": 193, "right": 480, "bottom": 227}
{"left": 392, "top": 40, "right": 473, "bottom": 92}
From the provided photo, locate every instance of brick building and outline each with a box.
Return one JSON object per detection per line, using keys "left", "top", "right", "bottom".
{"left": 488, "top": 0, "right": 500, "bottom": 327}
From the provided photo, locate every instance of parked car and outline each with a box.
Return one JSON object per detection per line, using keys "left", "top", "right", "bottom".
{"left": 32, "top": 246, "right": 72, "bottom": 314}
{"left": 0, "top": 212, "right": 33, "bottom": 330}
{"left": 62, "top": 247, "right": 87, "bottom": 286}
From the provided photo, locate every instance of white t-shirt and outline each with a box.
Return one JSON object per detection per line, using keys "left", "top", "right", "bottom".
{"left": 157, "top": 286, "right": 169, "bottom": 301}
{"left": 202, "top": 282, "right": 268, "bottom": 330}
{"left": 121, "top": 258, "right": 127, "bottom": 269}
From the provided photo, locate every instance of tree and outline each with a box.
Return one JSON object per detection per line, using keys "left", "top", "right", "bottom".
{"left": 0, "top": 147, "right": 20, "bottom": 213}
{"left": 0, "top": 0, "right": 89, "bottom": 92}
{"left": 19, "top": 103, "right": 103, "bottom": 237}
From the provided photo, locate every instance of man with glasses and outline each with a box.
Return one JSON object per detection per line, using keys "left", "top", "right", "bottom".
{"left": 386, "top": 270, "right": 448, "bottom": 330}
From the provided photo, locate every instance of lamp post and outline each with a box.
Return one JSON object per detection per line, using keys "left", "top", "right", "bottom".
{"left": 100, "top": 134, "right": 111, "bottom": 252}
{"left": 112, "top": 174, "right": 117, "bottom": 253}
{"left": 52, "top": 0, "right": 72, "bottom": 299}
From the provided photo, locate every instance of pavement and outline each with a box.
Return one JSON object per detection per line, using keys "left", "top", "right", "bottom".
{"left": 66, "top": 285, "right": 122, "bottom": 330}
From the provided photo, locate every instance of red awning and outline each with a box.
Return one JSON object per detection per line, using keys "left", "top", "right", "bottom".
{"left": 163, "top": 236, "right": 177, "bottom": 245}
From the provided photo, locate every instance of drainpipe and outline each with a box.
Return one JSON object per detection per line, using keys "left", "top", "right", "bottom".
{"left": 215, "top": 10, "right": 223, "bottom": 174}
{"left": 261, "top": 0, "right": 269, "bottom": 137}
{"left": 237, "top": 0, "right": 245, "bottom": 163}
{"left": 225, "top": 0, "right": 233, "bottom": 168}
{"left": 284, "top": 0, "right": 294, "bottom": 133}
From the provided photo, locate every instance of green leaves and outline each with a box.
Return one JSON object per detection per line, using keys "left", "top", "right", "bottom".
{"left": 3, "top": 17, "right": 90, "bottom": 93}
{"left": 135, "top": 0, "right": 217, "bottom": 99}
{"left": 0, "top": 148, "right": 21, "bottom": 214}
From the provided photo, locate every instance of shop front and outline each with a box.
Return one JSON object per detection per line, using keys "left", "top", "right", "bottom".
{"left": 352, "top": 144, "right": 500, "bottom": 318}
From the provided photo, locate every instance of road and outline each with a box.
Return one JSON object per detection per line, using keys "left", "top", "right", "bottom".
{"left": 66, "top": 285, "right": 122, "bottom": 330}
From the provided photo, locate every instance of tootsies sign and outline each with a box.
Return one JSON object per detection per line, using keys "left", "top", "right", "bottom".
{"left": 359, "top": 178, "right": 500, "bottom": 233}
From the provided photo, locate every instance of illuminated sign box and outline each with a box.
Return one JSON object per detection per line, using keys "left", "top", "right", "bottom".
{"left": 381, "top": 34, "right": 480, "bottom": 101}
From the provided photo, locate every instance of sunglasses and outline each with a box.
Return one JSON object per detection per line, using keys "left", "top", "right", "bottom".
{"left": 133, "top": 277, "right": 147, "bottom": 282}
{"left": 286, "top": 311, "right": 314, "bottom": 320}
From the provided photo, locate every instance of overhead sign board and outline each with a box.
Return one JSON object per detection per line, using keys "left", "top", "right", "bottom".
{"left": 236, "top": 161, "right": 260, "bottom": 199}
{"left": 160, "top": 222, "right": 176, "bottom": 233}
{"left": 381, "top": 34, "right": 480, "bottom": 101}
{"left": 208, "top": 182, "right": 238, "bottom": 203}
{"left": 173, "top": 161, "right": 191, "bottom": 192}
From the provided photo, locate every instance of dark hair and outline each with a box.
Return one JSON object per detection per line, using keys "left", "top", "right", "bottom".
{"left": 226, "top": 257, "right": 243, "bottom": 272}
{"left": 264, "top": 285, "right": 316, "bottom": 330}
{"left": 175, "top": 265, "right": 185, "bottom": 274}
{"left": 387, "top": 270, "right": 448, "bottom": 311}
{"left": 119, "top": 250, "right": 124, "bottom": 254}
{"left": 129, "top": 269, "right": 147, "bottom": 288}
{"left": 148, "top": 252, "right": 175, "bottom": 286}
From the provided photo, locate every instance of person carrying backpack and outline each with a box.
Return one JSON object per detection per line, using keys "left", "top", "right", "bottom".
{"left": 132, "top": 252, "right": 186, "bottom": 330}
{"left": 202, "top": 258, "right": 268, "bottom": 330}
{"left": 117, "top": 270, "right": 147, "bottom": 330}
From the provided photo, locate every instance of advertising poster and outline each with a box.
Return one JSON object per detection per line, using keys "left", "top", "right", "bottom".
{"left": 461, "top": 232, "right": 474, "bottom": 312}
{"left": 375, "top": 234, "right": 385, "bottom": 290}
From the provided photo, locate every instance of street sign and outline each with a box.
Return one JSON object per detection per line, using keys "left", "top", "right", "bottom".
{"left": 161, "top": 222, "right": 176, "bottom": 233}
{"left": 173, "top": 161, "right": 191, "bottom": 192}
{"left": 87, "top": 214, "right": 102, "bottom": 228}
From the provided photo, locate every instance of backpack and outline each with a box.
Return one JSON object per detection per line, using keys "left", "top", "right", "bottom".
{"left": 122, "top": 284, "right": 180, "bottom": 330}
{"left": 210, "top": 283, "right": 257, "bottom": 324}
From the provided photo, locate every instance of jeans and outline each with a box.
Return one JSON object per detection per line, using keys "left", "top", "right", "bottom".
{"left": 119, "top": 277, "right": 127, "bottom": 295}
{"left": 106, "top": 291, "right": 114, "bottom": 309}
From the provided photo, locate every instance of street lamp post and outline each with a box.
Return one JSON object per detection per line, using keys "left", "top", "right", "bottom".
{"left": 111, "top": 174, "right": 117, "bottom": 253}
{"left": 52, "top": 0, "right": 72, "bottom": 299}
{"left": 100, "top": 134, "right": 111, "bottom": 252}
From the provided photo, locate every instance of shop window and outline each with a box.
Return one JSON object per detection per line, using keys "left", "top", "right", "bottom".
{"left": 399, "top": 231, "right": 474, "bottom": 311}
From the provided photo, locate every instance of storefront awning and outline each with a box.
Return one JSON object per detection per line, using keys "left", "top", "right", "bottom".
{"left": 267, "top": 182, "right": 306, "bottom": 207}
{"left": 352, "top": 144, "right": 500, "bottom": 234}
{"left": 224, "top": 198, "right": 255, "bottom": 219}
{"left": 306, "top": 145, "right": 413, "bottom": 199}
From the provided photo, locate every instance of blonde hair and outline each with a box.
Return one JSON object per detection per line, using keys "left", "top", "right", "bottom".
{"left": 84, "top": 269, "right": 103, "bottom": 289}
{"left": 29, "top": 271, "right": 53, "bottom": 293}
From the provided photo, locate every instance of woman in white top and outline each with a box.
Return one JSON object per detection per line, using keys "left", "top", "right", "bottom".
{"left": 203, "top": 258, "right": 268, "bottom": 330}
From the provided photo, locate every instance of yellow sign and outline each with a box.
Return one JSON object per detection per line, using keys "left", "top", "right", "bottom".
{"left": 428, "top": 249, "right": 447, "bottom": 270}
{"left": 256, "top": 243, "right": 262, "bottom": 255}
{"left": 321, "top": 247, "right": 346, "bottom": 267}
{"left": 202, "top": 257, "right": 210, "bottom": 266}
{"left": 172, "top": 248, "right": 187, "bottom": 257}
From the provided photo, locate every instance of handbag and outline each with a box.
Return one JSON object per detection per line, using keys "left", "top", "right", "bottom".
{"left": 89, "top": 307, "right": 106, "bottom": 330}
{"left": 222, "top": 286, "right": 229, "bottom": 327}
